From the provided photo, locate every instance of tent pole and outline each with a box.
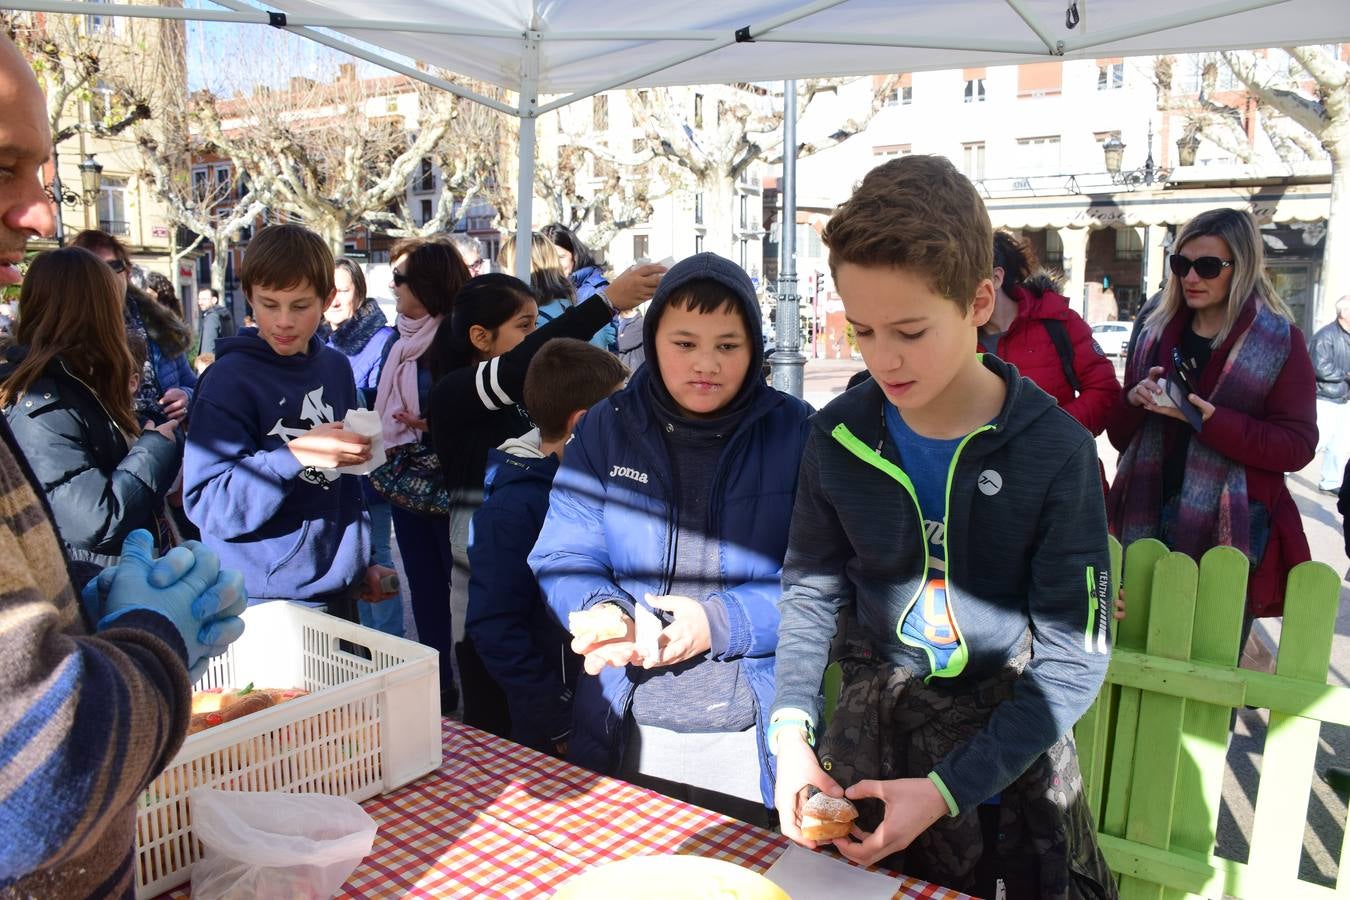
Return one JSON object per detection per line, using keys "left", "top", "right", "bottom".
{"left": 771, "top": 80, "right": 804, "bottom": 399}
{"left": 515, "top": 32, "right": 541, "bottom": 282}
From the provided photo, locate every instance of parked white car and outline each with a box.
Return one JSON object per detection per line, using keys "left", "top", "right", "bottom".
{"left": 1091, "top": 321, "right": 1132, "bottom": 357}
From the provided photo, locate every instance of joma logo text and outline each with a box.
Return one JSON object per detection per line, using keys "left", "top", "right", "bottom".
{"left": 609, "top": 465, "right": 649, "bottom": 484}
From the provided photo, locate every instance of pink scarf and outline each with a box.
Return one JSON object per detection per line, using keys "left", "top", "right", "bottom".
{"left": 376, "top": 312, "right": 441, "bottom": 449}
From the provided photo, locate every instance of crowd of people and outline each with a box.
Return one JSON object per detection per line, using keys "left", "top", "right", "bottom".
{"left": 0, "top": 28, "right": 1336, "bottom": 900}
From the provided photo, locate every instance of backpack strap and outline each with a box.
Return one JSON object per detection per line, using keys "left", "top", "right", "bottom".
{"left": 1041, "top": 318, "right": 1081, "bottom": 393}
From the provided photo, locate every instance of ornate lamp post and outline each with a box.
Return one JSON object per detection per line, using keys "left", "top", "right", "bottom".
{"left": 45, "top": 152, "right": 104, "bottom": 246}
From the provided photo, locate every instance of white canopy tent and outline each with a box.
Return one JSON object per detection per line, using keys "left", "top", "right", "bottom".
{"left": 10, "top": 0, "right": 1350, "bottom": 389}
{"left": 10, "top": 0, "right": 1350, "bottom": 278}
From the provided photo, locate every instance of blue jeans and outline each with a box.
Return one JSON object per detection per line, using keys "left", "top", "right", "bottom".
{"left": 390, "top": 504, "right": 456, "bottom": 696}
{"left": 358, "top": 499, "right": 405, "bottom": 638}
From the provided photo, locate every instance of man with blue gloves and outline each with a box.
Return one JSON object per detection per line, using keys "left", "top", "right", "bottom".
{"left": 0, "top": 31, "right": 249, "bottom": 898}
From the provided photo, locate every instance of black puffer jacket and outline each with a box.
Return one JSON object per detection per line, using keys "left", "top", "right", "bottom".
{"left": 1310, "top": 320, "right": 1350, "bottom": 403}
{"left": 0, "top": 348, "right": 180, "bottom": 566}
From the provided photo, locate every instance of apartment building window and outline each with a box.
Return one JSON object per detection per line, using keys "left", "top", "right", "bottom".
{"left": 1097, "top": 60, "right": 1125, "bottom": 90}
{"left": 739, "top": 239, "right": 748, "bottom": 269}
{"left": 87, "top": 0, "right": 117, "bottom": 34}
{"left": 593, "top": 95, "right": 609, "bottom": 130}
{"left": 1115, "top": 228, "right": 1143, "bottom": 261}
{"left": 419, "top": 199, "right": 434, "bottom": 226}
{"left": 872, "top": 144, "right": 911, "bottom": 159}
{"left": 1015, "top": 135, "right": 1061, "bottom": 174}
{"left": 215, "top": 166, "right": 231, "bottom": 190}
{"left": 1175, "top": 55, "right": 1239, "bottom": 94}
{"left": 1017, "top": 62, "right": 1062, "bottom": 98}
{"left": 882, "top": 73, "right": 913, "bottom": 106}
{"left": 694, "top": 93, "right": 704, "bottom": 129}
{"left": 796, "top": 223, "right": 824, "bottom": 259}
{"left": 739, "top": 195, "right": 750, "bottom": 231}
{"left": 717, "top": 100, "right": 728, "bottom": 126}
{"left": 694, "top": 234, "right": 704, "bottom": 254}
{"left": 417, "top": 158, "right": 435, "bottom": 192}
{"left": 963, "top": 68, "right": 987, "bottom": 103}
{"left": 961, "top": 142, "right": 986, "bottom": 180}
{"left": 1044, "top": 230, "right": 1064, "bottom": 267}
{"left": 633, "top": 234, "right": 650, "bottom": 260}
{"left": 192, "top": 167, "right": 209, "bottom": 201}
{"left": 632, "top": 137, "right": 645, "bottom": 153}
{"left": 694, "top": 192, "right": 704, "bottom": 225}
{"left": 98, "top": 177, "right": 129, "bottom": 236}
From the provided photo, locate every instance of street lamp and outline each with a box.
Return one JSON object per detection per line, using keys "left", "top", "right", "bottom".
{"left": 1103, "top": 125, "right": 1167, "bottom": 189}
{"left": 1176, "top": 131, "right": 1201, "bottom": 167}
{"left": 44, "top": 152, "right": 104, "bottom": 246}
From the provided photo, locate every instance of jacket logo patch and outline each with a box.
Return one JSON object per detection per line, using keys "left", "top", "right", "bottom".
{"left": 977, "top": 469, "right": 1003, "bottom": 496}
{"left": 609, "top": 464, "right": 649, "bottom": 485}
{"left": 268, "top": 386, "right": 338, "bottom": 485}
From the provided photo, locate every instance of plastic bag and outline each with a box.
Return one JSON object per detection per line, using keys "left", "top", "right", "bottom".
{"left": 189, "top": 789, "right": 377, "bottom": 900}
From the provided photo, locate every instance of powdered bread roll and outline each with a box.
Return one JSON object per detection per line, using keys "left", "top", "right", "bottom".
{"left": 568, "top": 604, "right": 628, "bottom": 642}
{"left": 800, "top": 792, "right": 858, "bottom": 842}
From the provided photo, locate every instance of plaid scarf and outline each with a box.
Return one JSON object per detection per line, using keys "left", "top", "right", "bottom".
{"left": 1108, "top": 294, "right": 1290, "bottom": 562}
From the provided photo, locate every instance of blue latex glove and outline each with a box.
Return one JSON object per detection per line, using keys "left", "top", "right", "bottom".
{"left": 98, "top": 530, "right": 248, "bottom": 682}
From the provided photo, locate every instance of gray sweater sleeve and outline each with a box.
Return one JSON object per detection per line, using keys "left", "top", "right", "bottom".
{"left": 931, "top": 434, "right": 1112, "bottom": 813}
{"left": 771, "top": 430, "right": 856, "bottom": 723}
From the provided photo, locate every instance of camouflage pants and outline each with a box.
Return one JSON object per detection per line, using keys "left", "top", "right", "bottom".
{"left": 816, "top": 655, "right": 1117, "bottom": 900}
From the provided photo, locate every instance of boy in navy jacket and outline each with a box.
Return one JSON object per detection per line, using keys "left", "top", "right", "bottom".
{"left": 466, "top": 338, "right": 628, "bottom": 756}
{"left": 184, "top": 224, "right": 394, "bottom": 616}
{"left": 771, "top": 156, "right": 1115, "bottom": 897}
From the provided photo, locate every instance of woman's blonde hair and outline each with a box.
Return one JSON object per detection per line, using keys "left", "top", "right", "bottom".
{"left": 1146, "top": 207, "right": 1293, "bottom": 345}
{"left": 0, "top": 248, "right": 139, "bottom": 434}
{"left": 499, "top": 232, "right": 575, "bottom": 304}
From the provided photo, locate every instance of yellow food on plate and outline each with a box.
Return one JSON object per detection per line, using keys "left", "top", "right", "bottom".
{"left": 552, "top": 855, "right": 789, "bottom": 899}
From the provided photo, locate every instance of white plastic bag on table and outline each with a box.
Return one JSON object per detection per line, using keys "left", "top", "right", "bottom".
{"left": 189, "top": 789, "right": 377, "bottom": 900}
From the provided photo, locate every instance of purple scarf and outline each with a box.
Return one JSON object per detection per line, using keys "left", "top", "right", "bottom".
{"left": 1108, "top": 294, "right": 1290, "bottom": 562}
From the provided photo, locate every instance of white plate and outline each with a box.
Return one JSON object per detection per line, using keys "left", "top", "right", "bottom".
{"left": 553, "top": 855, "right": 790, "bottom": 899}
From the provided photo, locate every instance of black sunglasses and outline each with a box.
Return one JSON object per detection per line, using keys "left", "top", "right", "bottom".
{"left": 106, "top": 258, "right": 127, "bottom": 273}
{"left": 392, "top": 270, "right": 409, "bottom": 287}
{"left": 1169, "top": 254, "right": 1233, "bottom": 280}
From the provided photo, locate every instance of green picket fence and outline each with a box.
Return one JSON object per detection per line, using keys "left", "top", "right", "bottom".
{"left": 1075, "top": 538, "right": 1345, "bottom": 899}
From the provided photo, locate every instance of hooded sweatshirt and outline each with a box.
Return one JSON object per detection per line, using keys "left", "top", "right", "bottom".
{"left": 183, "top": 328, "right": 370, "bottom": 605}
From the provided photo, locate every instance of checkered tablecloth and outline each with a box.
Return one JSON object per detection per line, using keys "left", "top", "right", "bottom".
{"left": 162, "top": 718, "right": 970, "bottom": 898}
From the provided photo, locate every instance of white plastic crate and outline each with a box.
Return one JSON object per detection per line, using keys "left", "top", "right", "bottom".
{"left": 133, "top": 602, "right": 441, "bottom": 899}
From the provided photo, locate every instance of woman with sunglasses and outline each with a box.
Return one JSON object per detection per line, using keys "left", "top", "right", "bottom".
{"left": 375, "top": 238, "right": 470, "bottom": 713}
{"left": 1107, "top": 207, "right": 1316, "bottom": 631}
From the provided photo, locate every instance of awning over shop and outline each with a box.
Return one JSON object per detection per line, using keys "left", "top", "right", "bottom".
{"left": 986, "top": 182, "right": 1331, "bottom": 230}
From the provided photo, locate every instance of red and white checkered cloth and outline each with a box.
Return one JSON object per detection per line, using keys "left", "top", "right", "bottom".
{"left": 161, "top": 719, "right": 970, "bottom": 899}
{"left": 341, "top": 720, "right": 967, "bottom": 899}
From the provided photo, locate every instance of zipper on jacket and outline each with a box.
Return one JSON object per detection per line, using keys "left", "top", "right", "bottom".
{"left": 936, "top": 423, "right": 997, "bottom": 681}
{"left": 829, "top": 424, "right": 934, "bottom": 673}
{"left": 58, "top": 360, "right": 134, "bottom": 440}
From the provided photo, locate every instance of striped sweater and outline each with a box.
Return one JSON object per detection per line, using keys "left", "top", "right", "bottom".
{"left": 0, "top": 417, "right": 190, "bottom": 898}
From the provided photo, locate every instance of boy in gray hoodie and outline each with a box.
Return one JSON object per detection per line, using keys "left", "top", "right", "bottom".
{"left": 771, "top": 155, "right": 1115, "bottom": 898}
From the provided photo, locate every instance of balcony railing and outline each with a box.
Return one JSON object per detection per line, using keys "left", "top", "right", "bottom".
{"left": 100, "top": 219, "right": 130, "bottom": 237}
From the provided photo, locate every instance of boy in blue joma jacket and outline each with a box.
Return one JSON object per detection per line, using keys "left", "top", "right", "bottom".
{"left": 529, "top": 253, "right": 811, "bottom": 824}
{"left": 771, "top": 156, "right": 1116, "bottom": 898}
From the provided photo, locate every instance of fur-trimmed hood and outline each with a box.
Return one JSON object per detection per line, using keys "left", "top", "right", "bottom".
{"left": 129, "top": 286, "right": 191, "bottom": 357}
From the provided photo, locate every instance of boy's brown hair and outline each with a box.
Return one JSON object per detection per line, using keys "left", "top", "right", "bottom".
{"left": 524, "top": 338, "right": 628, "bottom": 442}
{"left": 242, "top": 224, "right": 335, "bottom": 299}
{"left": 822, "top": 155, "right": 992, "bottom": 311}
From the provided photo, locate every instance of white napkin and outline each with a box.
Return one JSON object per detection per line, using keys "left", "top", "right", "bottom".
{"left": 334, "top": 409, "right": 387, "bottom": 475}
{"left": 763, "top": 844, "right": 902, "bottom": 900}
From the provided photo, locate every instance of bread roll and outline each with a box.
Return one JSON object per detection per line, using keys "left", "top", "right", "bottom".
{"left": 568, "top": 604, "right": 628, "bottom": 642}
{"left": 800, "top": 793, "right": 858, "bottom": 842}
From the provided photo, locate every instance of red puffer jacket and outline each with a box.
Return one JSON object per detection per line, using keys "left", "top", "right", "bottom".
{"left": 993, "top": 283, "right": 1122, "bottom": 437}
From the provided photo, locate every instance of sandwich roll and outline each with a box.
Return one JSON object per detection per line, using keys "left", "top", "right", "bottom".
{"left": 800, "top": 792, "right": 858, "bottom": 842}
{"left": 568, "top": 604, "right": 629, "bottom": 643}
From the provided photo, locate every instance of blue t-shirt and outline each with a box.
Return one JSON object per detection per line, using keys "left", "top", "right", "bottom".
{"left": 885, "top": 403, "right": 963, "bottom": 673}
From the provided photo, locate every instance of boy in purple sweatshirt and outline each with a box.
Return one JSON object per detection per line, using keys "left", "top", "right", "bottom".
{"left": 184, "top": 225, "right": 394, "bottom": 616}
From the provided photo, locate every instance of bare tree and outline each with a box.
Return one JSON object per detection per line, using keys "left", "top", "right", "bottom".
{"left": 534, "top": 142, "right": 668, "bottom": 257}
{"left": 1161, "top": 48, "right": 1350, "bottom": 324}
{"left": 136, "top": 132, "right": 273, "bottom": 303}
{"left": 363, "top": 79, "right": 515, "bottom": 240}
{"left": 630, "top": 78, "right": 900, "bottom": 255}
{"left": 194, "top": 72, "right": 457, "bottom": 253}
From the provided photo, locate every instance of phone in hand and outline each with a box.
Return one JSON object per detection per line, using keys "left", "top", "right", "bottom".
{"left": 1166, "top": 347, "right": 1205, "bottom": 431}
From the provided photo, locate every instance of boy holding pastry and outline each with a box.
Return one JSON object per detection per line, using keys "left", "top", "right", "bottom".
{"left": 184, "top": 224, "right": 395, "bottom": 620}
{"left": 770, "top": 155, "right": 1116, "bottom": 898}
{"left": 529, "top": 253, "right": 811, "bottom": 824}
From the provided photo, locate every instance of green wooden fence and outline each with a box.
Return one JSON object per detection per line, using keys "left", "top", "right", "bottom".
{"left": 1076, "top": 538, "right": 1345, "bottom": 899}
